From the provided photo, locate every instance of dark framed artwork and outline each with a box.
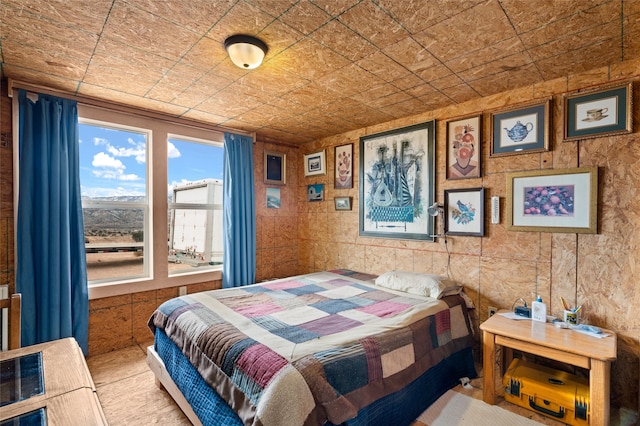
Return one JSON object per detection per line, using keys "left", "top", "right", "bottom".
{"left": 359, "top": 120, "right": 436, "bottom": 241}
{"left": 444, "top": 187, "right": 485, "bottom": 236}
{"left": 490, "top": 99, "right": 551, "bottom": 157}
{"left": 563, "top": 82, "right": 633, "bottom": 142}
{"left": 506, "top": 167, "right": 598, "bottom": 233}
{"left": 264, "top": 150, "right": 286, "bottom": 185}
{"left": 334, "top": 143, "right": 353, "bottom": 189}
{"left": 304, "top": 150, "right": 326, "bottom": 177}
{"left": 446, "top": 114, "right": 482, "bottom": 180}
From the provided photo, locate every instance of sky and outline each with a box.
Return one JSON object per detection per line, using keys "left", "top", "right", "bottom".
{"left": 78, "top": 123, "right": 224, "bottom": 198}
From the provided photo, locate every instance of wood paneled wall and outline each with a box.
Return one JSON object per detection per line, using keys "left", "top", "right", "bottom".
{"left": 293, "top": 60, "right": 640, "bottom": 411}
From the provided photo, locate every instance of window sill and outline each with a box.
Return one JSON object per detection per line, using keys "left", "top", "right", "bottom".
{"left": 88, "top": 268, "right": 222, "bottom": 300}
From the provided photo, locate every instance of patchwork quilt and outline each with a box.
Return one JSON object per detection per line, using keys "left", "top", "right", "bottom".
{"left": 148, "top": 270, "right": 474, "bottom": 426}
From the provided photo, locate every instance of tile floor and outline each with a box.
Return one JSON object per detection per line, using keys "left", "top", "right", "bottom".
{"left": 86, "top": 344, "right": 632, "bottom": 425}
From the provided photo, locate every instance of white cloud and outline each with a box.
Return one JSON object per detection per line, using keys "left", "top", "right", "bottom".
{"left": 93, "top": 137, "right": 109, "bottom": 146}
{"left": 106, "top": 139, "right": 146, "bottom": 164}
{"left": 168, "top": 141, "right": 181, "bottom": 159}
{"left": 119, "top": 173, "right": 140, "bottom": 181}
{"left": 92, "top": 152, "right": 124, "bottom": 170}
{"left": 92, "top": 152, "right": 140, "bottom": 181}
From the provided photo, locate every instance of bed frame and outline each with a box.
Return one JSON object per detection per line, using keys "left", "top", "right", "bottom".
{"left": 147, "top": 345, "right": 203, "bottom": 426}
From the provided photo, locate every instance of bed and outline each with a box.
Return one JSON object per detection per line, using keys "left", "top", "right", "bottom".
{"left": 147, "top": 269, "right": 477, "bottom": 426}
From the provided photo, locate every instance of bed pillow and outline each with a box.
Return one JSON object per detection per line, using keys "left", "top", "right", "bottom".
{"left": 374, "top": 271, "right": 461, "bottom": 299}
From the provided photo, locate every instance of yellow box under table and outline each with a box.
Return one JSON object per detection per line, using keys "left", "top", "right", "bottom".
{"left": 503, "top": 358, "right": 589, "bottom": 425}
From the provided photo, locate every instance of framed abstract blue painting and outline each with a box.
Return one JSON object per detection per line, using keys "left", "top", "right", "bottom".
{"left": 359, "top": 121, "right": 435, "bottom": 241}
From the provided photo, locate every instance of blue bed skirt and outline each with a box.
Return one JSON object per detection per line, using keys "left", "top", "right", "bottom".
{"left": 154, "top": 329, "right": 477, "bottom": 426}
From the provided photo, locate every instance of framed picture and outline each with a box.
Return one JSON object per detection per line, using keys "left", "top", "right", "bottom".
{"left": 334, "top": 143, "right": 353, "bottom": 189}
{"left": 334, "top": 196, "right": 352, "bottom": 211}
{"left": 304, "top": 150, "right": 326, "bottom": 177}
{"left": 563, "top": 82, "right": 633, "bottom": 142}
{"left": 446, "top": 115, "right": 481, "bottom": 180}
{"left": 266, "top": 188, "right": 281, "bottom": 209}
{"left": 490, "top": 99, "right": 551, "bottom": 157}
{"left": 264, "top": 150, "right": 286, "bottom": 185}
{"left": 307, "top": 184, "right": 324, "bottom": 202}
{"left": 506, "top": 167, "right": 598, "bottom": 233}
{"left": 444, "top": 188, "right": 485, "bottom": 236}
{"left": 359, "top": 120, "right": 436, "bottom": 241}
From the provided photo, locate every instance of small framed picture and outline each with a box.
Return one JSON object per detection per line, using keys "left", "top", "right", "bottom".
{"left": 264, "top": 150, "right": 286, "bottom": 185}
{"left": 446, "top": 114, "right": 482, "bottom": 180}
{"left": 506, "top": 167, "right": 598, "bottom": 233}
{"left": 307, "top": 184, "right": 324, "bottom": 202}
{"left": 334, "top": 143, "right": 353, "bottom": 189}
{"left": 334, "top": 196, "right": 352, "bottom": 211}
{"left": 304, "top": 150, "right": 326, "bottom": 177}
{"left": 563, "top": 82, "right": 633, "bottom": 142}
{"left": 266, "top": 188, "right": 281, "bottom": 209}
{"left": 444, "top": 187, "right": 485, "bottom": 236}
{"left": 490, "top": 99, "right": 551, "bottom": 157}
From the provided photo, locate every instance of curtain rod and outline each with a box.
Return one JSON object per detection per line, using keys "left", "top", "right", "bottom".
{"left": 7, "top": 78, "right": 254, "bottom": 139}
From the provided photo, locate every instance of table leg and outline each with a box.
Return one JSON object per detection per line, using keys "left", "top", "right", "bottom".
{"left": 482, "top": 330, "right": 496, "bottom": 405}
{"left": 503, "top": 346, "right": 514, "bottom": 375}
{"left": 589, "top": 359, "right": 610, "bottom": 426}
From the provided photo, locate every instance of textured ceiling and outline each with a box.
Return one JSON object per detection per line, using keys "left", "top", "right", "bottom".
{"left": 1, "top": 0, "right": 639, "bottom": 145}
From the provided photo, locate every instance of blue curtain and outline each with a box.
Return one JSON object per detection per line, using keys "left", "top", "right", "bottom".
{"left": 17, "top": 90, "right": 89, "bottom": 353}
{"left": 222, "top": 133, "right": 256, "bottom": 288}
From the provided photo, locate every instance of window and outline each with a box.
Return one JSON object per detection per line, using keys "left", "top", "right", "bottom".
{"left": 167, "top": 137, "right": 224, "bottom": 276}
{"left": 76, "top": 104, "right": 225, "bottom": 297}
{"left": 79, "top": 121, "right": 150, "bottom": 284}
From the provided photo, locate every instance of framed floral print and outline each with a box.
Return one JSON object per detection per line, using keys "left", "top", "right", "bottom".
{"left": 446, "top": 114, "right": 481, "bottom": 180}
{"left": 334, "top": 143, "right": 353, "bottom": 189}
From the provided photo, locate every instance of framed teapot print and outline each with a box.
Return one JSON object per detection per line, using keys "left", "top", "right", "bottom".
{"left": 490, "top": 98, "right": 551, "bottom": 157}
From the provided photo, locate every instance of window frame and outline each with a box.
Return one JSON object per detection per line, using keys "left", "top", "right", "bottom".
{"left": 77, "top": 105, "right": 224, "bottom": 299}
{"left": 167, "top": 134, "right": 224, "bottom": 277}
{"left": 79, "top": 118, "right": 152, "bottom": 284}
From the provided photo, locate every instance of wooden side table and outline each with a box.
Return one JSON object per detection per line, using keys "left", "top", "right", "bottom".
{"left": 0, "top": 337, "right": 107, "bottom": 424}
{"left": 480, "top": 314, "right": 616, "bottom": 426}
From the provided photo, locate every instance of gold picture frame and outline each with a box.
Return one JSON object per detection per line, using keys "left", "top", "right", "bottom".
{"left": 563, "top": 81, "right": 633, "bottom": 142}
{"left": 506, "top": 167, "right": 598, "bottom": 233}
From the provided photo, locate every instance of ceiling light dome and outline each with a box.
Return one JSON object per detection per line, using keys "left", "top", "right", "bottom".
{"left": 224, "top": 35, "right": 268, "bottom": 69}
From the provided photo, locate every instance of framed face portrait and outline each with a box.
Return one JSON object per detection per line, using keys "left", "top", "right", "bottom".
{"left": 334, "top": 143, "right": 353, "bottom": 189}
{"left": 446, "top": 115, "right": 481, "bottom": 180}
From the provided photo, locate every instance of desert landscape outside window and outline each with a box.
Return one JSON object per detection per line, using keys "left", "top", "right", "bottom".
{"left": 79, "top": 120, "right": 150, "bottom": 283}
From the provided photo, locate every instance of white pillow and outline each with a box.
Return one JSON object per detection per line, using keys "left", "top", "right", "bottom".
{"left": 374, "top": 271, "right": 461, "bottom": 299}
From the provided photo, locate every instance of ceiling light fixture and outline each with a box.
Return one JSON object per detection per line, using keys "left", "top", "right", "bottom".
{"left": 224, "top": 35, "right": 268, "bottom": 69}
